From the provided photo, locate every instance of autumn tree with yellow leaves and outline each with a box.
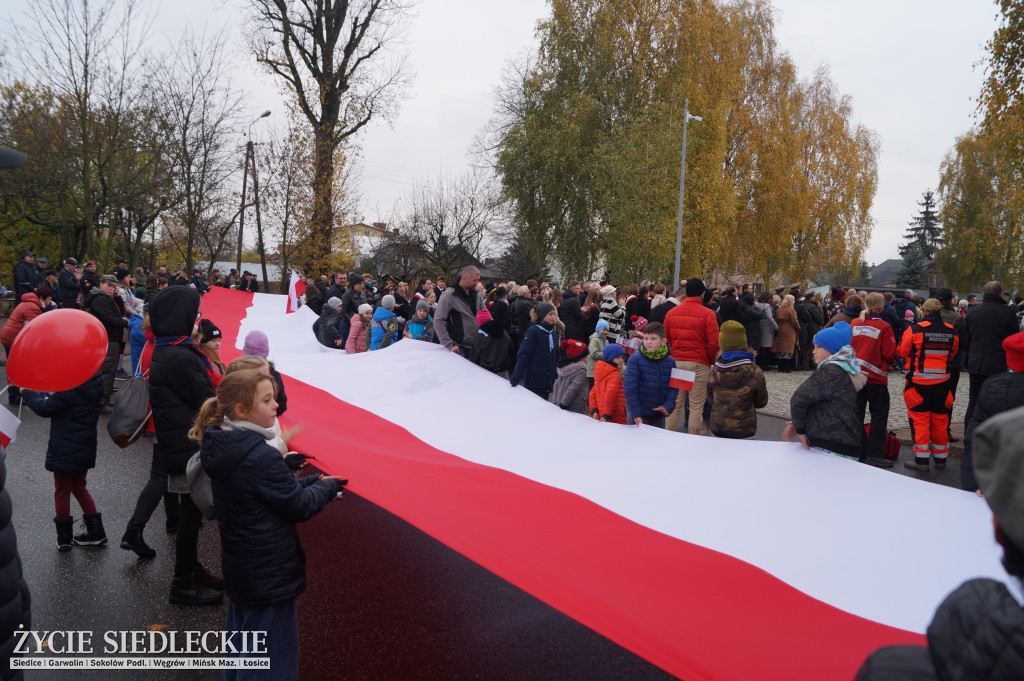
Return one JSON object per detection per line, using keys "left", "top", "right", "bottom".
{"left": 937, "top": 1, "right": 1023, "bottom": 294}
{"left": 491, "top": 0, "right": 878, "bottom": 284}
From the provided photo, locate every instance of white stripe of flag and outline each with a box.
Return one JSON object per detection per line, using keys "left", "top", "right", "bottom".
{"left": 669, "top": 367, "right": 695, "bottom": 391}
{"left": 0, "top": 406, "right": 20, "bottom": 449}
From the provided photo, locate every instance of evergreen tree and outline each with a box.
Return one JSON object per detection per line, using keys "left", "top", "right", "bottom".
{"left": 853, "top": 260, "right": 873, "bottom": 287}
{"left": 898, "top": 190, "right": 943, "bottom": 259}
{"left": 894, "top": 243, "right": 927, "bottom": 289}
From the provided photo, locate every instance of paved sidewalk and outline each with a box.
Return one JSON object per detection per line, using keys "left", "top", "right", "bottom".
{"left": 758, "top": 367, "right": 969, "bottom": 433}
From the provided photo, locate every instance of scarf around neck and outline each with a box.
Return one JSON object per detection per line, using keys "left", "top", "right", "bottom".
{"left": 154, "top": 334, "right": 194, "bottom": 347}
{"left": 640, "top": 344, "right": 669, "bottom": 361}
{"left": 818, "top": 345, "right": 861, "bottom": 375}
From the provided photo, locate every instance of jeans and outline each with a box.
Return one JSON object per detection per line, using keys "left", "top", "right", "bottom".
{"left": 856, "top": 383, "right": 890, "bottom": 459}
{"left": 126, "top": 446, "right": 180, "bottom": 532}
{"left": 224, "top": 599, "right": 299, "bottom": 681}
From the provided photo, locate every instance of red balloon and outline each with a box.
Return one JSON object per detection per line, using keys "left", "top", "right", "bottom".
{"left": 8, "top": 308, "right": 109, "bottom": 392}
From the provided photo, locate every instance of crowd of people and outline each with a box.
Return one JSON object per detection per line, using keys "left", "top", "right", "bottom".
{"left": 299, "top": 266, "right": 1024, "bottom": 481}
{"left": 4, "top": 250, "right": 1024, "bottom": 678}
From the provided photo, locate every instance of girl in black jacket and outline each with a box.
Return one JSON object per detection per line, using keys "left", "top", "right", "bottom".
{"left": 21, "top": 372, "right": 106, "bottom": 550}
{"left": 194, "top": 370, "right": 342, "bottom": 679}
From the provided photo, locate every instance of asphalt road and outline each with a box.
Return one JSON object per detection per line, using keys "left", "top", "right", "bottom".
{"left": 1, "top": 360, "right": 963, "bottom": 681}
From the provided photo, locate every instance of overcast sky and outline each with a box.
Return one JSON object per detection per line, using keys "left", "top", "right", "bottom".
{"left": 4, "top": 0, "right": 1001, "bottom": 266}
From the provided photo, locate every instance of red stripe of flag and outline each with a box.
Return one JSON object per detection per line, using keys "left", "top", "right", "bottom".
{"left": 669, "top": 367, "right": 695, "bottom": 391}
{"left": 0, "top": 406, "right": 20, "bottom": 449}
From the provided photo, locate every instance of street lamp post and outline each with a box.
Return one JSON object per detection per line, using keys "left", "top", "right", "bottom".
{"left": 672, "top": 98, "right": 702, "bottom": 291}
{"left": 236, "top": 110, "right": 271, "bottom": 279}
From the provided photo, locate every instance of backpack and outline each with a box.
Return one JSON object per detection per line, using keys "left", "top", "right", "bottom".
{"left": 864, "top": 423, "right": 902, "bottom": 460}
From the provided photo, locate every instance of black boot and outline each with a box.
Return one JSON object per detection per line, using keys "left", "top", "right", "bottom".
{"left": 169, "top": 573, "right": 223, "bottom": 606}
{"left": 55, "top": 517, "right": 74, "bottom": 552}
{"left": 73, "top": 513, "right": 108, "bottom": 546}
{"left": 195, "top": 562, "right": 225, "bottom": 590}
{"left": 119, "top": 528, "right": 156, "bottom": 559}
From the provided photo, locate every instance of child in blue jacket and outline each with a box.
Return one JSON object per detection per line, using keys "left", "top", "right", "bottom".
{"left": 623, "top": 322, "right": 678, "bottom": 428}
{"left": 21, "top": 371, "right": 106, "bottom": 550}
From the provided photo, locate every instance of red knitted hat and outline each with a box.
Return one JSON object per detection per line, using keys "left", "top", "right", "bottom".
{"left": 631, "top": 315, "right": 649, "bottom": 333}
{"left": 560, "top": 339, "right": 587, "bottom": 360}
{"left": 1004, "top": 332, "right": 1024, "bottom": 372}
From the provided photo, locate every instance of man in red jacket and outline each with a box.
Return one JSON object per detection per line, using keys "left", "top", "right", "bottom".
{"left": 664, "top": 278, "right": 720, "bottom": 434}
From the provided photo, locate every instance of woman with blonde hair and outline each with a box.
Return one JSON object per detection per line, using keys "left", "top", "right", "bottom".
{"left": 775, "top": 295, "right": 801, "bottom": 373}
{"left": 851, "top": 292, "right": 898, "bottom": 466}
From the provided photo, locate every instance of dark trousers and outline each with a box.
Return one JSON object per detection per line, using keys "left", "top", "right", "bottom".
{"left": 757, "top": 347, "right": 773, "bottom": 370}
{"left": 174, "top": 495, "right": 203, "bottom": 578}
{"left": 964, "top": 373, "right": 992, "bottom": 427}
{"left": 946, "top": 370, "right": 961, "bottom": 432}
{"left": 126, "top": 447, "right": 180, "bottom": 532}
{"left": 224, "top": 599, "right": 299, "bottom": 681}
{"left": 54, "top": 471, "right": 97, "bottom": 520}
{"left": 640, "top": 414, "right": 666, "bottom": 428}
{"left": 856, "top": 383, "right": 891, "bottom": 459}
{"left": 529, "top": 388, "right": 550, "bottom": 401}
{"left": 100, "top": 339, "right": 119, "bottom": 402}
{"left": 338, "top": 323, "right": 350, "bottom": 349}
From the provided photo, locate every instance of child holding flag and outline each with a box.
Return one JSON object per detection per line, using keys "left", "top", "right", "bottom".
{"left": 623, "top": 322, "right": 677, "bottom": 428}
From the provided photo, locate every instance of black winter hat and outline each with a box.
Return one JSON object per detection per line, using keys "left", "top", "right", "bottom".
{"left": 198, "top": 318, "right": 222, "bottom": 345}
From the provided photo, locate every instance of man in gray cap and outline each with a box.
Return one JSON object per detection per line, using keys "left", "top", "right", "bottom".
{"left": 58, "top": 257, "right": 82, "bottom": 309}
{"left": 856, "top": 405, "right": 1024, "bottom": 679}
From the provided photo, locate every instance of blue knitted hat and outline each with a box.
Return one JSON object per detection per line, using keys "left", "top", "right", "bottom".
{"left": 596, "top": 319, "right": 610, "bottom": 333}
{"left": 602, "top": 343, "right": 626, "bottom": 362}
{"left": 813, "top": 321, "right": 852, "bottom": 355}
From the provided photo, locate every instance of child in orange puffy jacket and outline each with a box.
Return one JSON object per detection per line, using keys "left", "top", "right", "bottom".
{"left": 589, "top": 344, "right": 628, "bottom": 423}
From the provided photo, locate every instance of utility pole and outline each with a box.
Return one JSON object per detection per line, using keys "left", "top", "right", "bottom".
{"left": 236, "top": 110, "right": 271, "bottom": 277}
{"left": 673, "top": 98, "right": 702, "bottom": 291}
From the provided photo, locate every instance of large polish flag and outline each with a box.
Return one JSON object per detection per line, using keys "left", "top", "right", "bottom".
{"left": 202, "top": 287, "right": 1007, "bottom": 681}
{"left": 286, "top": 270, "right": 306, "bottom": 314}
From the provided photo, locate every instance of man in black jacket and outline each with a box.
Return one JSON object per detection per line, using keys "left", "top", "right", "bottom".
{"left": 510, "top": 285, "right": 534, "bottom": 349}
{"left": 338, "top": 275, "right": 366, "bottom": 345}
{"left": 80, "top": 260, "right": 100, "bottom": 298}
{"left": 13, "top": 252, "right": 39, "bottom": 303}
{"left": 57, "top": 258, "right": 82, "bottom": 309}
{"left": 963, "top": 281, "right": 1019, "bottom": 425}
{"left": 326, "top": 272, "right": 346, "bottom": 301}
{"left": 87, "top": 275, "right": 128, "bottom": 407}
{"left": 560, "top": 283, "right": 584, "bottom": 341}
{"left": 649, "top": 289, "right": 682, "bottom": 325}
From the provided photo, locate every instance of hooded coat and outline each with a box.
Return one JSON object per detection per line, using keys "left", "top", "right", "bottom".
{"left": 200, "top": 428, "right": 339, "bottom": 606}
{"left": 21, "top": 373, "right": 104, "bottom": 473}
{"left": 789, "top": 357, "right": 866, "bottom": 457}
{"left": 589, "top": 360, "right": 627, "bottom": 423}
{"left": 559, "top": 291, "right": 584, "bottom": 341}
{"left": 148, "top": 286, "right": 215, "bottom": 475}
{"left": 707, "top": 354, "right": 768, "bottom": 439}
{"left": 317, "top": 303, "right": 343, "bottom": 348}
